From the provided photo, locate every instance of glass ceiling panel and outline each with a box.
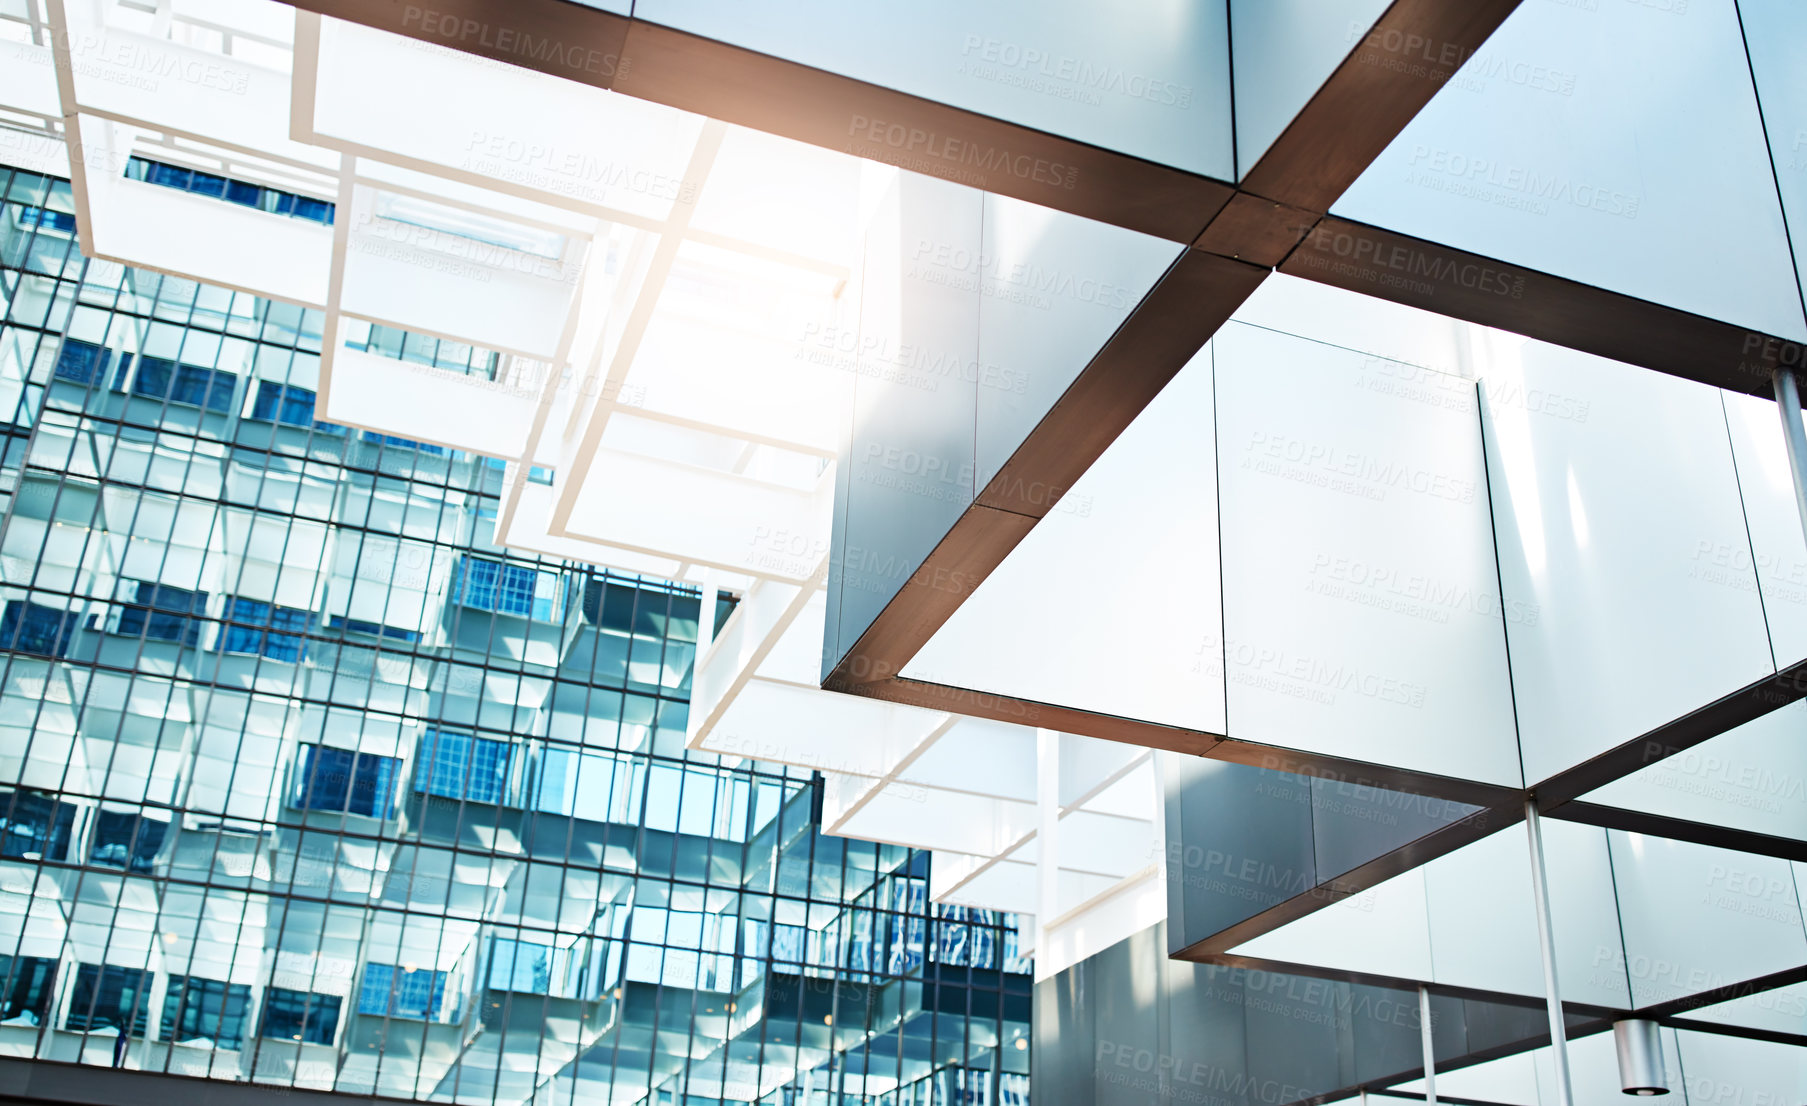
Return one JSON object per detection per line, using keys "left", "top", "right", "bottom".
{"left": 633, "top": 0, "right": 1236, "bottom": 180}
{"left": 1227, "top": 0, "right": 1392, "bottom": 174}
{"left": 1332, "top": 0, "right": 1807, "bottom": 340}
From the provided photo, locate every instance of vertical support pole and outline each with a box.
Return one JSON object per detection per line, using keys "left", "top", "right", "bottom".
{"left": 1525, "top": 799, "right": 1574, "bottom": 1106}
{"left": 1772, "top": 369, "right": 1807, "bottom": 545}
{"left": 1035, "top": 729, "right": 1060, "bottom": 960}
{"left": 1418, "top": 985, "right": 1437, "bottom": 1106}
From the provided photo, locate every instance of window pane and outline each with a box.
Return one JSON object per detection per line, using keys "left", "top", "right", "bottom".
{"left": 416, "top": 729, "right": 510, "bottom": 804}
{"left": 294, "top": 746, "right": 398, "bottom": 818}
{"left": 53, "top": 338, "right": 109, "bottom": 385}
{"left": 88, "top": 810, "right": 167, "bottom": 872}
{"left": 0, "top": 791, "right": 75, "bottom": 861}
{"left": 259, "top": 987, "right": 339, "bottom": 1045}
{"left": 1, "top": 601, "right": 76, "bottom": 657}
{"left": 66, "top": 964, "right": 151, "bottom": 1035}
{"left": 162, "top": 976, "right": 251, "bottom": 1048}
{"left": 0, "top": 956, "right": 56, "bottom": 1027}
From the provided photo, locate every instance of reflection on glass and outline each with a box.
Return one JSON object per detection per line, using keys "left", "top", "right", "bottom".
{"left": 0, "top": 166, "right": 1030, "bottom": 1106}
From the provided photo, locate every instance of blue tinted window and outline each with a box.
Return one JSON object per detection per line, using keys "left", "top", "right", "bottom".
{"left": 458, "top": 557, "right": 559, "bottom": 620}
{"left": 132, "top": 357, "right": 237, "bottom": 413}
{"left": 224, "top": 180, "right": 261, "bottom": 207}
{"left": 293, "top": 196, "right": 333, "bottom": 224}
{"left": 177, "top": 365, "right": 235, "bottom": 411}
{"left": 358, "top": 963, "right": 447, "bottom": 1020}
{"left": 259, "top": 987, "right": 339, "bottom": 1044}
{"left": 88, "top": 809, "right": 167, "bottom": 873}
{"left": 487, "top": 938, "right": 552, "bottom": 994}
{"left": 131, "top": 356, "right": 172, "bottom": 398}
{"left": 347, "top": 324, "right": 500, "bottom": 379}
{"left": 0, "top": 955, "right": 56, "bottom": 1026}
{"left": 0, "top": 789, "right": 75, "bottom": 861}
{"left": 221, "top": 597, "right": 310, "bottom": 662}
{"left": 359, "top": 431, "right": 444, "bottom": 456}
{"left": 327, "top": 615, "right": 421, "bottom": 644}
{"left": 294, "top": 745, "right": 399, "bottom": 819}
{"left": 126, "top": 158, "right": 337, "bottom": 224}
{"left": 143, "top": 162, "right": 191, "bottom": 189}
{"left": 53, "top": 338, "right": 110, "bottom": 385}
{"left": 117, "top": 581, "right": 206, "bottom": 647}
{"left": 416, "top": 729, "right": 510, "bottom": 805}
{"left": 161, "top": 976, "right": 250, "bottom": 1049}
{"left": 18, "top": 208, "right": 75, "bottom": 234}
{"left": 67, "top": 964, "right": 151, "bottom": 1035}
{"left": 250, "top": 381, "right": 318, "bottom": 428}
{"left": 1, "top": 601, "right": 76, "bottom": 657}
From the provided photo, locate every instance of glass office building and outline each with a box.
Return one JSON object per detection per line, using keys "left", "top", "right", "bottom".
{"left": 0, "top": 165, "right": 1031, "bottom": 1106}
{"left": 11, "top": 0, "right": 1807, "bottom": 1101}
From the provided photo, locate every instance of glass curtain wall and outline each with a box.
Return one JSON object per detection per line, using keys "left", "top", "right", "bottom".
{"left": 0, "top": 165, "right": 1030, "bottom": 1106}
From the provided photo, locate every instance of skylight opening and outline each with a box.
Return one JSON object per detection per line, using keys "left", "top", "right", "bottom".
{"left": 373, "top": 192, "right": 569, "bottom": 261}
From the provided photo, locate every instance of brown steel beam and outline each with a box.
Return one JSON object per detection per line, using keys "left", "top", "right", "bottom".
{"left": 280, "top": 2, "right": 1807, "bottom": 952}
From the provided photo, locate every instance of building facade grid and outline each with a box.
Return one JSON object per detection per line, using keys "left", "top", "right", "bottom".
{"left": 0, "top": 165, "right": 1030, "bottom": 1106}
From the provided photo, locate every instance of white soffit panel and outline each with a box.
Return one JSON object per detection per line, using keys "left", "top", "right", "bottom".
{"left": 902, "top": 344, "right": 1226, "bottom": 733}
{"left": 1585, "top": 702, "right": 1807, "bottom": 845}
{"left": 1484, "top": 339, "right": 1774, "bottom": 784}
{"left": 1612, "top": 832, "right": 1807, "bottom": 1009}
{"left": 1423, "top": 820, "right": 1628, "bottom": 1009}
{"left": 1725, "top": 389, "right": 1807, "bottom": 668}
{"left": 1230, "top": 868, "right": 1432, "bottom": 983}
{"left": 632, "top": 0, "right": 1236, "bottom": 180}
{"left": 1335, "top": 0, "right": 1807, "bottom": 341}
{"left": 1216, "top": 322, "right": 1519, "bottom": 785}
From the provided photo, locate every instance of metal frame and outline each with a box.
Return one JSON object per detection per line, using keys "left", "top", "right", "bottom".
{"left": 273, "top": 0, "right": 1807, "bottom": 1026}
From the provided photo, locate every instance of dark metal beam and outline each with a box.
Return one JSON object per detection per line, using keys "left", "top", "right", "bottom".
{"left": 1536, "top": 658, "right": 1807, "bottom": 806}
{"left": 821, "top": 249, "right": 1268, "bottom": 699}
{"left": 1280, "top": 217, "right": 1800, "bottom": 397}
{"left": 1158, "top": 659, "right": 1807, "bottom": 970}
{"left": 1167, "top": 800, "right": 1516, "bottom": 961}
{"left": 285, "top": 0, "right": 1233, "bottom": 242}
{"left": 278, "top": 0, "right": 1807, "bottom": 975}
{"left": 281, "top": 0, "right": 1807, "bottom": 763}
{"left": 1238, "top": 0, "right": 1523, "bottom": 211}
{"left": 1549, "top": 801, "right": 1807, "bottom": 865}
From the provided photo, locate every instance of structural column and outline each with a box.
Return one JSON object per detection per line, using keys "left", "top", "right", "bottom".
{"left": 1418, "top": 986, "right": 1436, "bottom": 1106}
{"left": 1525, "top": 799, "right": 1574, "bottom": 1106}
{"left": 1772, "top": 370, "right": 1807, "bottom": 546}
